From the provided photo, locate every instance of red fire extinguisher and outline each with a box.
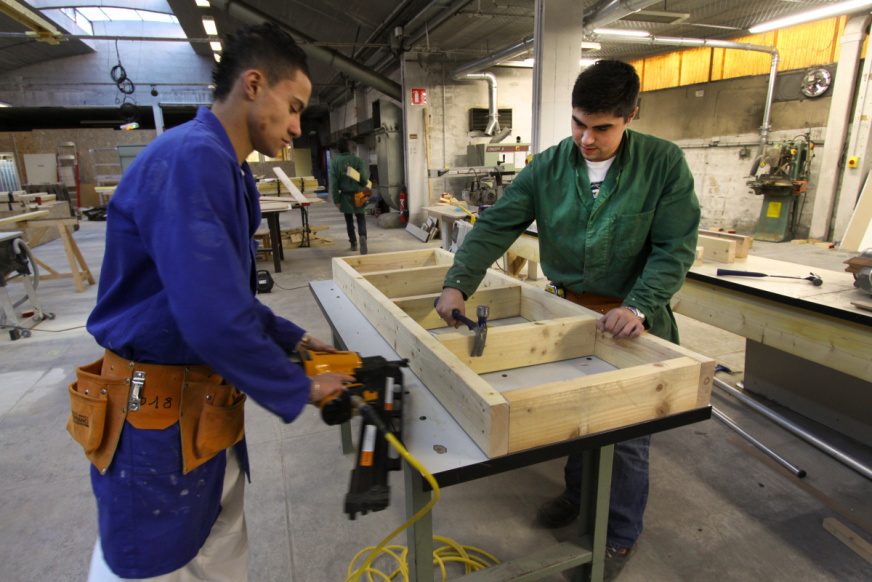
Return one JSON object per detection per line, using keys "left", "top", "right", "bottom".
{"left": 399, "top": 189, "right": 409, "bottom": 224}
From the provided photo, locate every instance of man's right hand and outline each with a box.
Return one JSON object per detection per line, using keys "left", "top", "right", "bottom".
{"left": 434, "top": 287, "right": 466, "bottom": 328}
{"left": 308, "top": 372, "right": 353, "bottom": 405}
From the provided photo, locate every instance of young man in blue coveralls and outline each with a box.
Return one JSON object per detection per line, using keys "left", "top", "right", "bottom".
{"left": 75, "top": 24, "right": 353, "bottom": 581}
{"left": 435, "top": 60, "right": 700, "bottom": 580}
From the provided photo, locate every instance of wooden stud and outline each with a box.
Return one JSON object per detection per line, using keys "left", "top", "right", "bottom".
{"left": 363, "top": 264, "right": 451, "bottom": 298}
{"left": 698, "top": 229, "right": 753, "bottom": 258}
{"left": 393, "top": 284, "right": 522, "bottom": 330}
{"left": 697, "top": 234, "right": 737, "bottom": 263}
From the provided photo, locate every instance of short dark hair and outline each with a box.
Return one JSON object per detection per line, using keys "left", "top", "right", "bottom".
{"left": 212, "top": 23, "right": 310, "bottom": 101}
{"left": 571, "top": 60, "right": 639, "bottom": 121}
{"left": 337, "top": 137, "right": 350, "bottom": 153}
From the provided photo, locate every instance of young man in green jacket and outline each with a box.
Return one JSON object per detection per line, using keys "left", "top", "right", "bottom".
{"left": 435, "top": 60, "right": 700, "bottom": 581}
{"left": 331, "top": 137, "right": 369, "bottom": 254}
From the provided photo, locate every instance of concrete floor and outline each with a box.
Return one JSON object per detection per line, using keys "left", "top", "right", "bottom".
{"left": 1, "top": 201, "right": 870, "bottom": 581}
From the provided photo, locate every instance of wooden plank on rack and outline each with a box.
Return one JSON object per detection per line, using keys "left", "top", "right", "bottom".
{"left": 0, "top": 210, "right": 49, "bottom": 226}
{"left": 504, "top": 357, "right": 702, "bottom": 452}
{"left": 697, "top": 234, "right": 737, "bottom": 263}
{"left": 437, "top": 316, "right": 597, "bottom": 374}
{"left": 272, "top": 167, "right": 310, "bottom": 206}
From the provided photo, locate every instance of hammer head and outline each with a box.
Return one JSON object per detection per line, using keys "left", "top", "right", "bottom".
{"left": 470, "top": 305, "right": 489, "bottom": 357}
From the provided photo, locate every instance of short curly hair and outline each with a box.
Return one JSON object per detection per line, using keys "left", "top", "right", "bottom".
{"left": 212, "top": 23, "right": 310, "bottom": 101}
{"left": 571, "top": 60, "right": 639, "bottom": 121}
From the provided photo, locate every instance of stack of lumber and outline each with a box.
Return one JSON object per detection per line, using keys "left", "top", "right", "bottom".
{"left": 696, "top": 229, "right": 754, "bottom": 263}
{"left": 792, "top": 238, "right": 836, "bottom": 249}
{"left": 282, "top": 225, "right": 332, "bottom": 248}
{"left": 406, "top": 216, "right": 439, "bottom": 243}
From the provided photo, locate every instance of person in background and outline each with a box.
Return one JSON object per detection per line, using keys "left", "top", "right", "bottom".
{"left": 331, "top": 137, "right": 370, "bottom": 254}
{"left": 434, "top": 60, "right": 700, "bottom": 581}
{"left": 74, "top": 23, "right": 352, "bottom": 581}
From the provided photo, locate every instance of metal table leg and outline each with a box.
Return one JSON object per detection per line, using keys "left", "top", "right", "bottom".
{"left": 267, "top": 213, "right": 282, "bottom": 273}
{"left": 572, "top": 444, "right": 613, "bottom": 582}
{"left": 404, "top": 462, "right": 434, "bottom": 582}
{"left": 301, "top": 206, "right": 311, "bottom": 247}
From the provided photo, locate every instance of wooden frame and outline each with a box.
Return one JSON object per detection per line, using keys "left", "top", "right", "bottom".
{"left": 333, "top": 248, "right": 714, "bottom": 458}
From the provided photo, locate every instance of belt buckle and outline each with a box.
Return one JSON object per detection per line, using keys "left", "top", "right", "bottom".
{"left": 128, "top": 371, "right": 145, "bottom": 412}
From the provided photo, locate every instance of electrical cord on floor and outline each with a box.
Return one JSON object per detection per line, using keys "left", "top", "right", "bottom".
{"left": 344, "top": 431, "right": 499, "bottom": 581}
{"left": 1, "top": 323, "right": 86, "bottom": 334}
{"left": 272, "top": 283, "right": 310, "bottom": 291}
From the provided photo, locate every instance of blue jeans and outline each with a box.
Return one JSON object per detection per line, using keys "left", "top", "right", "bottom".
{"left": 564, "top": 435, "right": 650, "bottom": 550}
{"left": 344, "top": 213, "right": 367, "bottom": 244}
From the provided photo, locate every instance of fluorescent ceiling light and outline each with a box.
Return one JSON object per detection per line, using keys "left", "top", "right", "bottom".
{"left": 0, "top": 101, "right": 11, "bottom": 107}
{"left": 210, "top": 41, "right": 222, "bottom": 51}
{"left": 749, "top": 0, "right": 872, "bottom": 33}
{"left": 593, "top": 28, "right": 651, "bottom": 37}
{"left": 581, "top": 41, "right": 602, "bottom": 51}
{"left": 213, "top": 53, "right": 221, "bottom": 62}
{"left": 580, "top": 58, "right": 599, "bottom": 67}
{"left": 196, "top": 0, "right": 211, "bottom": 6}
{"left": 203, "top": 17, "right": 217, "bottom": 36}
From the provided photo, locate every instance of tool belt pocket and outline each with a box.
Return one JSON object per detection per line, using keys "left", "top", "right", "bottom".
{"left": 179, "top": 382, "right": 246, "bottom": 474}
{"left": 66, "top": 358, "right": 129, "bottom": 473}
{"left": 354, "top": 191, "right": 370, "bottom": 208}
{"left": 67, "top": 381, "right": 107, "bottom": 455}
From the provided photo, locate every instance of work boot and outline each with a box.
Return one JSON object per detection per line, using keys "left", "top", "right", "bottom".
{"left": 563, "top": 545, "right": 636, "bottom": 582}
{"left": 536, "top": 492, "right": 580, "bottom": 529}
{"left": 603, "top": 545, "right": 636, "bottom": 581}
{"left": 359, "top": 235, "right": 368, "bottom": 255}
{"left": 350, "top": 241, "right": 358, "bottom": 252}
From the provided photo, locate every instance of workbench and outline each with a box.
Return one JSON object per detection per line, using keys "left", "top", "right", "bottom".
{"left": 310, "top": 280, "right": 710, "bottom": 581}
{"left": 422, "top": 205, "right": 475, "bottom": 251}
{"left": 259, "top": 201, "right": 291, "bottom": 273}
{"left": 674, "top": 255, "right": 872, "bottom": 446}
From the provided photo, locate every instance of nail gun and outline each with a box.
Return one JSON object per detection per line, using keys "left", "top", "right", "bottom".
{"left": 299, "top": 349, "right": 408, "bottom": 519}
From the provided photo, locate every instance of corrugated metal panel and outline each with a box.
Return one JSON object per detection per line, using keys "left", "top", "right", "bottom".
{"left": 642, "top": 53, "right": 681, "bottom": 91}
{"left": 720, "top": 32, "right": 775, "bottom": 80}
{"left": 778, "top": 19, "right": 840, "bottom": 70}
{"left": 680, "top": 47, "right": 711, "bottom": 86}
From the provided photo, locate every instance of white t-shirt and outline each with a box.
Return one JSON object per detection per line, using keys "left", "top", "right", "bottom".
{"left": 585, "top": 157, "right": 615, "bottom": 199}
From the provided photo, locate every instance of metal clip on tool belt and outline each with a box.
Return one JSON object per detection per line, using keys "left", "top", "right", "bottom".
{"left": 66, "top": 350, "right": 246, "bottom": 475}
{"left": 546, "top": 283, "right": 624, "bottom": 315}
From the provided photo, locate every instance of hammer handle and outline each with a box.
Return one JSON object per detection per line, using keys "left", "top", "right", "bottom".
{"left": 717, "top": 269, "right": 769, "bottom": 278}
{"left": 432, "top": 298, "right": 476, "bottom": 330}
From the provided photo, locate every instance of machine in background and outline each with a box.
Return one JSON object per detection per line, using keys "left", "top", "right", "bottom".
{"left": 747, "top": 138, "right": 814, "bottom": 242}
{"left": 0, "top": 232, "right": 54, "bottom": 340}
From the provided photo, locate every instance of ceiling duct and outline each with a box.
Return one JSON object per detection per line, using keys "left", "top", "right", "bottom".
{"left": 451, "top": 36, "right": 534, "bottom": 79}
{"left": 209, "top": 0, "right": 401, "bottom": 101}
{"left": 583, "top": 0, "right": 665, "bottom": 33}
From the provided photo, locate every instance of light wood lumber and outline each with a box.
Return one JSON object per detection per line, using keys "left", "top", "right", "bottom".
{"left": 841, "top": 172, "right": 872, "bottom": 251}
{"left": 698, "top": 230, "right": 752, "bottom": 258}
{"left": 594, "top": 330, "right": 715, "bottom": 408}
{"left": 333, "top": 253, "right": 510, "bottom": 456}
{"left": 393, "top": 284, "right": 522, "bottom": 330}
{"left": 346, "top": 165, "right": 361, "bottom": 182}
{"left": 675, "top": 279, "right": 872, "bottom": 383}
{"left": 343, "top": 248, "right": 438, "bottom": 273}
{"left": 504, "top": 357, "right": 702, "bottom": 452}
{"left": 363, "top": 264, "right": 451, "bottom": 298}
{"left": 697, "top": 234, "right": 737, "bottom": 263}
{"left": 0, "top": 210, "right": 49, "bottom": 226}
{"left": 519, "top": 285, "right": 593, "bottom": 321}
{"left": 272, "top": 167, "right": 310, "bottom": 205}
{"left": 436, "top": 316, "right": 597, "bottom": 374}
{"left": 823, "top": 518, "right": 872, "bottom": 566}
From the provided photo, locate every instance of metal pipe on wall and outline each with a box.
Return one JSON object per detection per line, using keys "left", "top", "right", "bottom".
{"left": 713, "top": 378, "right": 872, "bottom": 482}
{"left": 460, "top": 73, "right": 499, "bottom": 135}
{"left": 450, "top": 37, "right": 535, "bottom": 79}
{"left": 591, "top": 33, "right": 779, "bottom": 176}
{"left": 208, "top": 0, "right": 402, "bottom": 101}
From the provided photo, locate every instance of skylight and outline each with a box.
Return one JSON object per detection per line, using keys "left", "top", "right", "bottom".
{"left": 67, "top": 7, "right": 179, "bottom": 25}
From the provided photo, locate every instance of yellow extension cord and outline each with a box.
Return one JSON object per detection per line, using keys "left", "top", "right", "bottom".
{"left": 344, "top": 432, "right": 500, "bottom": 582}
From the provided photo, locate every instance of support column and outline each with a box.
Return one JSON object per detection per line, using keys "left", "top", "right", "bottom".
{"left": 531, "top": 0, "right": 585, "bottom": 153}
{"left": 809, "top": 14, "right": 871, "bottom": 241}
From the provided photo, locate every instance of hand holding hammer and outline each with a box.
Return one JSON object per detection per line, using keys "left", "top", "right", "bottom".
{"left": 433, "top": 292, "right": 489, "bottom": 357}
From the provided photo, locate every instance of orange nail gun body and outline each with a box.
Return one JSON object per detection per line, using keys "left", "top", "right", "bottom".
{"left": 299, "top": 349, "right": 408, "bottom": 518}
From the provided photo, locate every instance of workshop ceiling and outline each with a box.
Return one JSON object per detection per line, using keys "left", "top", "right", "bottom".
{"left": 0, "top": 0, "right": 868, "bottom": 117}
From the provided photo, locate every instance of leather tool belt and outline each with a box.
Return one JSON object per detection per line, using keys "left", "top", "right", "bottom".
{"left": 562, "top": 288, "right": 624, "bottom": 315}
{"left": 66, "top": 350, "right": 246, "bottom": 475}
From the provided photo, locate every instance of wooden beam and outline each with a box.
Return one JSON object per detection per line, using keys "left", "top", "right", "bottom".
{"left": 272, "top": 167, "right": 310, "bottom": 206}
{"left": 504, "top": 357, "right": 702, "bottom": 452}
{"left": 393, "top": 284, "right": 522, "bottom": 330}
{"left": 333, "top": 253, "right": 510, "bottom": 456}
{"left": 0, "top": 210, "right": 49, "bottom": 226}
{"left": 697, "top": 234, "right": 736, "bottom": 263}
{"left": 699, "top": 230, "right": 753, "bottom": 258}
{"left": 436, "top": 316, "right": 597, "bottom": 374}
{"left": 363, "top": 264, "right": 451, "bottom": 298}
{"left": 674, "top": 279, "right": 872, "bottom": 383}
{"left": 594, "top": 330, "right": 716, "bottom": 408}
{"left": 520, "top": 285, "right": 594, "bottom": 321}
{"left": 342, "top": 248, "right": 438, "bottom": 273}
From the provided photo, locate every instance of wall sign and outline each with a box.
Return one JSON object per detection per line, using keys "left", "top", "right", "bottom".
{"left": 411, "top": 88, "right": 427, "bottom": 105}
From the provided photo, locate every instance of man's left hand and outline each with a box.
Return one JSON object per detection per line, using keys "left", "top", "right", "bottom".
{"left": 596, "top": 307, "right": 645, "bottom": 339}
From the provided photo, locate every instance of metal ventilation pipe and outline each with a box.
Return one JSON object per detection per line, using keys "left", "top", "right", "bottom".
{"left": 209, "top": 0, "right": 402, "bottom": 101}
{"left": 451, "top": 37, "right": 535, "bottom": 79}
{"left": 461, "top": 73, "right": 499, "bottom": 135}
{"left": 583, "top": 0, "right": 664, "bottom": 33}
{"left": 591, "top": 33, "right": 779, "bottom": 176}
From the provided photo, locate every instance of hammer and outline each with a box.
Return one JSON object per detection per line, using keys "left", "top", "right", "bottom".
{"left": 717, "top": 269, "right": 823, "bottom": 286}
{"left": 434, "top": 299, "right": 489, "bottom": 357}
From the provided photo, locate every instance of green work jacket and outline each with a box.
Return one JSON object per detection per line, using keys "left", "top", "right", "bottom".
{"left": 444, "top": 130, "right": 700, "bottom": 343}
{"left": 330, "top": 152, "right": 368, "bottom": 215}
